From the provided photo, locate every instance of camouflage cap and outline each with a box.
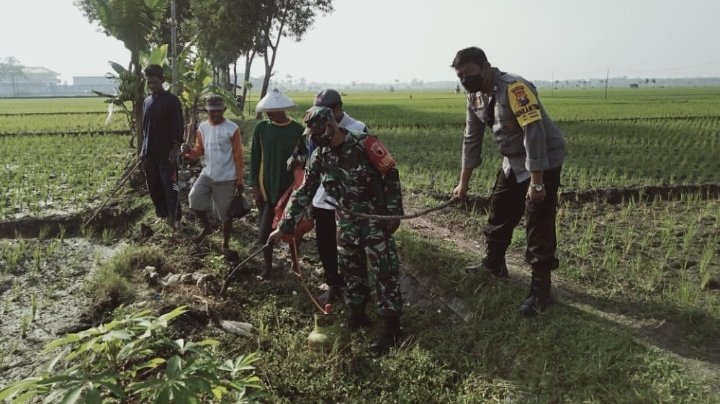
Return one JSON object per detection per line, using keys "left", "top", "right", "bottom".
{"left": 303, "top": 106, "right": 335, "bottom": 127}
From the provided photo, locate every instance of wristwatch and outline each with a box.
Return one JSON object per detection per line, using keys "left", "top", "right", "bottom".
{"left": 531, "top": 183, "right": 545, "bottom": 192}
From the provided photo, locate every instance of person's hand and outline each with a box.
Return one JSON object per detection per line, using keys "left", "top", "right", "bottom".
{"left": 236, "top": 181, "right": 244, "bottom": 191}
{"left": 286, "top": 154, "right": 305, "bottom": 171}
{"left": 526, "top": 185, "right": 546, "bottom": 203}
{"left": 180, "top": 143, "right": 191, "bottom": 154}
{"left": 386, "top": 218, "right": 401, "bottom": 234}
{"left": 453, "top": 182, "right": 468, "bottom": 200}
{"left": 267, "top": 228, "right": 284, "bottom": 245}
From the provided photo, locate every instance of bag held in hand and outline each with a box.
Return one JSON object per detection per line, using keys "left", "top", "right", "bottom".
{"left": 228, "top": 189, "right": 251, "bottom": 219}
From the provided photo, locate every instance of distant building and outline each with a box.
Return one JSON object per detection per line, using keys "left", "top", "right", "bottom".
{"left": 0, "top": 67, "right": 119, "bottom": 97}
{"left": 21, "top": 67, "right": 60, "bottom": 85}
{"left": 72, "top": 76, "right": 117, "bottom": 95}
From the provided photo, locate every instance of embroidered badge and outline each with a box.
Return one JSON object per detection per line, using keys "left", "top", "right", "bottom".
{"left": 507, "top": 81, "right": 541, "bottom": 127}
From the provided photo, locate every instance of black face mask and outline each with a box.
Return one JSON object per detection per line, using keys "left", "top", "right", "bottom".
{"left": 460, "top": 73, "right": 484, "bottom": 93}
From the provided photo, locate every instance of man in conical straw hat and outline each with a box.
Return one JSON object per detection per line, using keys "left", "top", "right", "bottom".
{"left": 249, "top": 89, "right": 307, "bottom": 279}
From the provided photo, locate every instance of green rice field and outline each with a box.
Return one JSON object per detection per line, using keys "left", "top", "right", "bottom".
{"left": 1, "top": 89, "right": 719, "bottom": 402}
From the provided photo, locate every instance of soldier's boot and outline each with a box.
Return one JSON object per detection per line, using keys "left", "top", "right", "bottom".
{"left": 346, "top": 306, "right": 372, "bottom": 332}
{"left": 519, "top": 268, "right": 554, "bottom": 317}
{"left": 465, "top": 256, "right": 509, "bottom": 278}
{"left": 368, "top": 316, "right": 403, "bottom": 355}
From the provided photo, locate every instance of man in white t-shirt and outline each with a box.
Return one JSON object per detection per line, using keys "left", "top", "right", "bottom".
{"left": 310, "top": 89, "right": 368, "bottom": 305}
{"left": 181, "top": 95, "right": 244, "bottom": 250}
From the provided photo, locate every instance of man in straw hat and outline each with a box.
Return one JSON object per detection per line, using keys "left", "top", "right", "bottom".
{"left": 268, "top": 106, "right": 405, "bottom": 355}
{"left": 250, "top": 89, "right": 307, "bottom": 279}
{"left": 181, "top": 94, "right": 244, "bottom": 251}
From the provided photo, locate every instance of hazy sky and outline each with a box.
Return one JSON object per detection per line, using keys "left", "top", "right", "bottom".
{"left": 2, "top": 0, "right": 720, "bottom": 84}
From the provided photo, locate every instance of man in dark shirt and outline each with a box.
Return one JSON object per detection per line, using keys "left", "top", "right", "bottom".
{"left": 141, "top": 64, "right": 184, "bottom": 229}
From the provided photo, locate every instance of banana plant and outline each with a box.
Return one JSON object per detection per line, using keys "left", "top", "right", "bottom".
{"left": 93, "top": 45, "right": 168, "bottom": 149}
{"left": 175, "top": 48, "right": 243, "bottom": 145}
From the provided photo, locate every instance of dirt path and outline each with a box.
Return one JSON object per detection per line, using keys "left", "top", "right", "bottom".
{"left": 400, "top": 196, "right": 720, "bottom": 391}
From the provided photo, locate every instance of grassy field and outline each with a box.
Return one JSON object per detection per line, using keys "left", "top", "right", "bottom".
{"left": 0, "top": 89, "right": 719, "bottom": 402}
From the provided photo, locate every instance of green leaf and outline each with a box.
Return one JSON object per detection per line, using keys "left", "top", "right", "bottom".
{"left": 0, "top": 377, "right": 42, "bottom": 400}
{"left": 96, "top": 380, "right": 127, "bottom": 399}
{"left": 60, "top": 383, "right": 86, "bottom": 404}
{"left": 158, "top": 306, "right": 188, "bottom": 323}
{"left": 102, "top": 330, "right": 132, "bottom": 342}
{"left": 43, "top": 333, "right": 82, "bottom": 352}
{"left": 84, "top": 386, "right": 102, "bottom": 404}
{"left": 166, "top": 355, "right": 182, "bottom": 379}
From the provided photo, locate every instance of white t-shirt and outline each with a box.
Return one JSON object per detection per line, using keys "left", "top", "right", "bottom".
{"left": 312, "top": 112, "right": 367, "bottom": 209}
{"left": 196, "top": 119, "right": 240, "bottom": 182}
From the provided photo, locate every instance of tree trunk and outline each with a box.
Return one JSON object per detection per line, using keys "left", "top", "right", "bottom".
{"left": 233, "top": 61, "right": 238, "bottom": 96}
{"left": 132, "top": 52, "right": 144, "bottom": 156}
{"left": 240, "top": 50, "right": 255, "bottom": 112}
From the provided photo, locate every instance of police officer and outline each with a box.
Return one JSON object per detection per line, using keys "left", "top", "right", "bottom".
{"left": 268, "top": 106, "right": 404, "bottom": 354}
{"left": 451, "top": 47, "right": 566, "bottom": 316}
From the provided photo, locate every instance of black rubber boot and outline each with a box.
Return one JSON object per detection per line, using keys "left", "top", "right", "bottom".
{"left": 346, "top": 308, "right": 372, "bottom": 332}
{"left": 318, "top": 285, "right": 344, "bottom": 306}
{"left": 519, "top": 269, "right": 554, "bottom": 317}
{"left": 465, "top": 256, "right": 509, "bottom": 278}
{"left": 368, "top": 316, "right": 403, "bottom": 355}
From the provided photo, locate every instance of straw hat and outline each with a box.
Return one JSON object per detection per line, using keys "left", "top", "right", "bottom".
{"left": 255, "top": 88, "right": 296, "bottom": 112}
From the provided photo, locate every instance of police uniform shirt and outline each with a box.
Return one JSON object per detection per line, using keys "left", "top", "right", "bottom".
{"left": 462, "top": 68, "right": 566, "bottom": 183}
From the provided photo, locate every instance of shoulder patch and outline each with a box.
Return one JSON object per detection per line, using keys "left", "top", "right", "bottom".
{"left": 507, "top": 81, "right": 542, "bottom": 127}
{"left": 364, "top": 135, "right": 396, "bottom": 173}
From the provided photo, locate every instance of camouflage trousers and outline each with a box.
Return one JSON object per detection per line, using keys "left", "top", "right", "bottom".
{"left": 338, "top": 232, "right": 402, "bottom": 318}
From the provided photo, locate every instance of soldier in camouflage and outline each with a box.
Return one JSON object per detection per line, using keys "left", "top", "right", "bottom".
{"left": 268, "top": 106, "right": 405, "bottom": 355}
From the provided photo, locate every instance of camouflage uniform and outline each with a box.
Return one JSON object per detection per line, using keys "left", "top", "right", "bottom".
{"left": 278, "top": 130, "right": 404, "bottom": 317}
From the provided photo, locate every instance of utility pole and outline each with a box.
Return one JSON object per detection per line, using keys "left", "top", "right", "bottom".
{"left": 604, "top": 69, "right": 609, "bottom": 100}
{"left": 170, "top": 0, "right": 178, "bottom": 94}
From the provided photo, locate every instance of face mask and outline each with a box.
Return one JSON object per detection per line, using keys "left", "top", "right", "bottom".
{"left": 460, "top": 73, "right": 484, "bottom": 93}
{"left": 310, "top": 125, "right": 334, "bottom": 147}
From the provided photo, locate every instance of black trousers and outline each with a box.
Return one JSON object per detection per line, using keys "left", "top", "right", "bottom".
{"left": 313, "top": 206, "right": 345, "bottom": 288}
{"left": 143, "top": 157, "right": 180, "bottom": 220}
{"left": 483, "top": 165, "right": 562, "bottom": 271}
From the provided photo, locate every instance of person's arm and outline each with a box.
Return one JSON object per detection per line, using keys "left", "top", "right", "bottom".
{"left": 231, "top": 128, "right": 244, "bottom": 187}
{"left": 508, "top": 80, "right": 548, "bottom": 202}
{"left": 183, "top": 130, "right": 204, "bottom": 160}
{"left": 454, "top": 97, "right": 485, "bottom": 198}
{"left": 249, "top": 123, "right": 261, "bottom": 188}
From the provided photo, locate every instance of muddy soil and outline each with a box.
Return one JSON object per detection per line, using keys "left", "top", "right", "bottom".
{"left": 0, "top": 238, "right": 121, "bottom": 385}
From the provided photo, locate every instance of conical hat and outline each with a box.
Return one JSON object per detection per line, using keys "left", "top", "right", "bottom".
{"left": 255, "top": 88, "right": 296, "bottom": 112}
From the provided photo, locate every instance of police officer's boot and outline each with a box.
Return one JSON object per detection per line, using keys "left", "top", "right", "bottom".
{"left": 346, "top": 305, "right": 372, "bottom": 332}
{"left": 368, "top": 316, "right": 403, "bottom": 355}
{"left": 519, "top": 268, "right": 554, "bottom": 317}
{"left": 465, "top": 256, "right": 509, "bottom": 278}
